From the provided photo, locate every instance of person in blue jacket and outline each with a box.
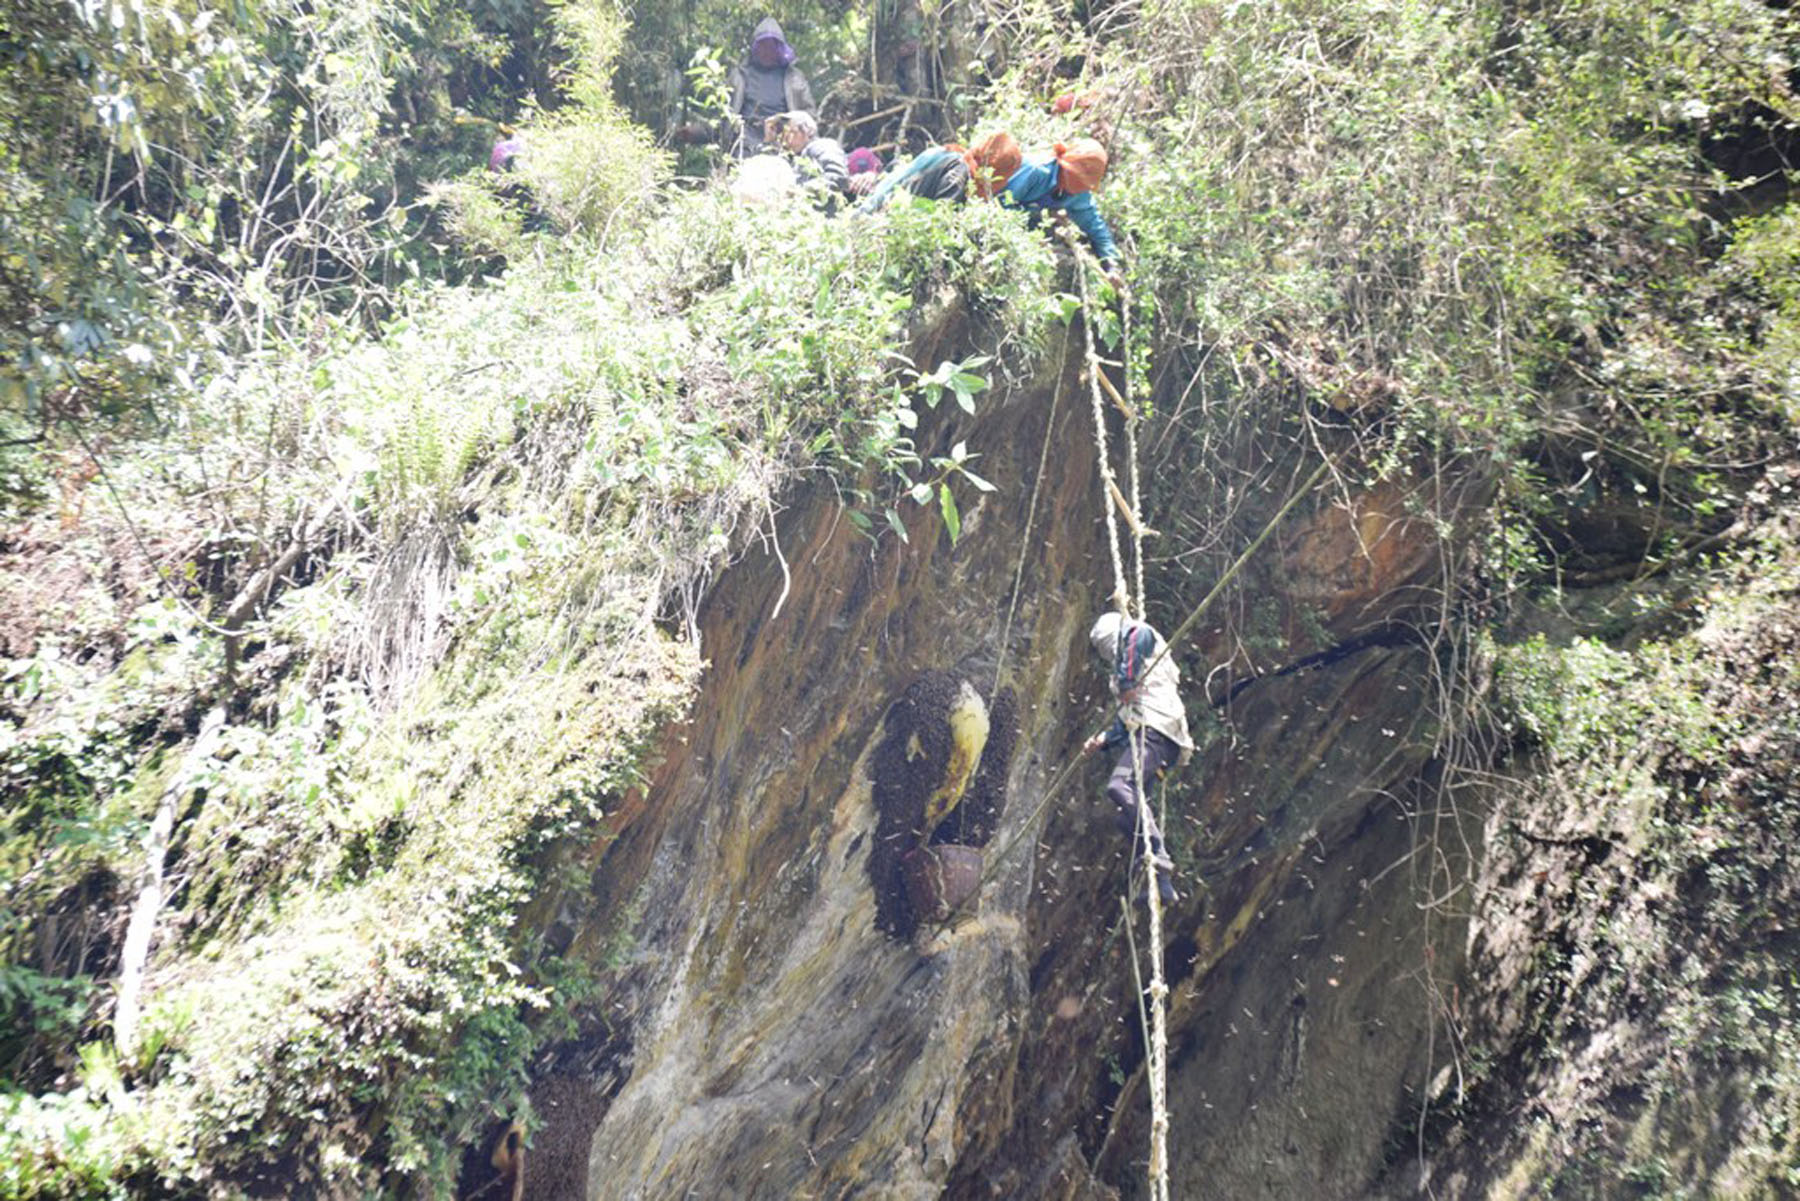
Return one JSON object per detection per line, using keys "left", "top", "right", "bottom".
{"left": 999, "top": 138, "right": 1123, "bottom": 279}
{"left": 856, "top": 132, "right": 1022, "bottom": 212}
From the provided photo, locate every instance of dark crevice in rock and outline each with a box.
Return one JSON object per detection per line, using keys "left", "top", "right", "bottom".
{"left": 1218, "top": 621, "right": 1421, "bottom": 705}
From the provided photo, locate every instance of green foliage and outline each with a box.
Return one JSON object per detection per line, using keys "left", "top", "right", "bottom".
{"left": 1091, "top": 0, "right": 1795, "bottom": 490}
{"left": 1493, "top": 634, "right": 1644, "bottom": 756}
{"left": 489, "top": 0, "right": 672, "bottom": 244}
{"left": 893, "top": 377, "right": 999, "bottom": 548}
{"left": 430, "top": 1, "right": 673, "bottom": 263}
{"left": 917, "top": 354, "right": 993, "bottom": 416}
{"left": 3, "top": 0, "right": 374, "bottom": 407}
{"left": 683, "top": 45, "right": 733, "bottom": 129}
{"left": 426, "top": 175, "right": 533, "bottom": 261}
{"left": 1458, "top": 520, "right": 1800, "bottom": 1190}
{"left": 2, "top": 603, "right": 209, "bottom": 806}
{"left": 515, "top": 111, "right": 670, "bottom": 238}
{"left": 1490, "top": 630, "right": 1725, "bottom": 808}
{"left": 0, "top": 1089, "right": 131, "bottom": 1200}
{"left": 1, "top": 0, "right": 1797, "bottom": 1192}
{"left": 0, "top": 59, "right": 1069, "bottom": 1185}
{"left": 0, "top": 0, "right": 568, "bottom": 480}
{"left": 0, "top": 605, "right": 213, "bottom": 1048}
{"left": 1718, "top": 207, "right": 1800, "bottom": 427}
{"left": 69, "top": 623, "right": 701, "bottom": 1193}
{"left": 550, "top": 0, "right": 626, "bottom": 114}
{"left": 0, "top": 967, "right": 96, "bottom": 1070}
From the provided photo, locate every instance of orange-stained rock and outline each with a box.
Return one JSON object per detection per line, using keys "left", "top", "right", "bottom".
{"left": 1281, "top": 475, "right": 1443, "bottom": 643}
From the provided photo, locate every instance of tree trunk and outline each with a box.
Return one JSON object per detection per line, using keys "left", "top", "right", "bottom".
{"left": 114, "top": 705, "right": 227, "bottom": 1059}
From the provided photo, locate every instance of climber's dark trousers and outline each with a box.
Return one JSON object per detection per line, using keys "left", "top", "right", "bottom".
{"left": 1105, "top": 728, "right": 1180, "bottom": 863}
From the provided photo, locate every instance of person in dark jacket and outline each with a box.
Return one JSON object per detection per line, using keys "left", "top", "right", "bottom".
{"left": 856, "top": 131, "right": 1023, "bottom": 212}
{"left": 765, "top": 110, "right": 851, "bottom": 209}
{"left": 725, "top": 18, "right": 816, "bottom": 156}
{"left": 1080, "top": 611, "right": 1193, "bottom": 903}
{"left": 999, "top": 137, "right": 1123, "bottom": 277}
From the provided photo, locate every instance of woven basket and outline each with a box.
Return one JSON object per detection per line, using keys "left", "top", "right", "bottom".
{"left": 900, "top": 844, "right": 985, "bottom": 922}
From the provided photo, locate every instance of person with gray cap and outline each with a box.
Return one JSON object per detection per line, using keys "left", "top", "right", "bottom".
{"left": 765, "top": 110, "right": 850, "bottom": 208}
{"left": 1081, "top": 610, "right": 1193, "bottom": 903}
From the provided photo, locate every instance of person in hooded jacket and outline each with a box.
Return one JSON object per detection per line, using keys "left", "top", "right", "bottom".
{"left": 725, "top": 18, "right": 816, "bottom": 156}
{"left": 855, "top": 131, "right": 1023, "bottom": 212}
{"left": 845, "top": 146, "right": 885, "bottom": 196}
{"left": 1080, "top": 610, "right": 1193, "bottom": 903}
{"left": 488, "top": 129, "right": 524, "bottom": 173}
{"left": 999, "top": 137, "right": 1123, "bottom": 279}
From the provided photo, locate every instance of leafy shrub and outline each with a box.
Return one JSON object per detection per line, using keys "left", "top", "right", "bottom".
{"left": 516, "top": 115, "right": 672, "bottom": 242}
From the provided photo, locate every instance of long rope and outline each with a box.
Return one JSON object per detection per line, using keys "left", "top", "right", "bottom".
{"left": 1076, "top": 259, "right": 1133, "bottom": 617}
{"left": 976, "top": 246, "right": 1326, "bottom": 1198}
{"left": 993, "top": 323, "right": 1072, "bottom": 695}
{"left": 1116, "top": 771, "right": 1176, "bottom": 1201}
{"left": 952, "top": 414, "right": 1330, "bottom": 1199}
{"left": 1137, "top": 741, "right": 1171, "bottom": 1201}
{"left": 1122, "top": 295, "right": 1147, "bottom": 627}
{"left": 1118, "top": 457, "right": 1334, "bottom": 1201}
{"left": 1108, "top": 270, "right": 1168, "bottom": 1201}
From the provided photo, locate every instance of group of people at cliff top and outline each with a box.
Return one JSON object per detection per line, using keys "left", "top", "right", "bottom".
{"left": 723, "top": 17, "right": 1125, "bottom": 282}
{"left": 728, "top": 17, "right": 1179, "bottom": 903}
{"left": 483, "top": 19, "right": 1181, "bottom": 903}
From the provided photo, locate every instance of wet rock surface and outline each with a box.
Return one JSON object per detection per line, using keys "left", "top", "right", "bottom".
{"left": 534, "top": 325, "right": 1474, "bottom": 1197}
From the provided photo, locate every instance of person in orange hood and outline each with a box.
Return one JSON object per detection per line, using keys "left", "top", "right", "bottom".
{"left": 998, "top": 138, "right": 1121, "bottom": 273}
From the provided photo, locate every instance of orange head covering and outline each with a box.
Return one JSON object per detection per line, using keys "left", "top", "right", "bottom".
{"left": 1052, "top": 138, "right": 1108, "bottom": 194}
{"left": 953, "top": 131, "right": 1022, "bottom": 198}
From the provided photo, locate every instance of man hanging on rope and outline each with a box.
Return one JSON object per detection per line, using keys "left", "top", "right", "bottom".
{"left": 1082, "top": 611, "right": 1192, "bottom": 903}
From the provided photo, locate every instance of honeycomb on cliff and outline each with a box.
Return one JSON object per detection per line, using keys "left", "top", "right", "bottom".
{"left": 868, "top": 671, "right": 1018, "bottom": 938}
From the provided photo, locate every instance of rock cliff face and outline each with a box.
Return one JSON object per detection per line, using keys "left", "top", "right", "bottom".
{"left": 494, "top": 313, "right": 1490, "bottom": 1199}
